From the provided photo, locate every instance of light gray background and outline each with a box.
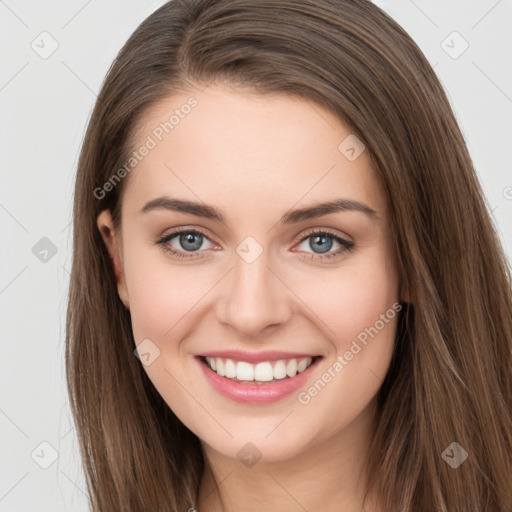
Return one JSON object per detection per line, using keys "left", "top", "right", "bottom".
{"left": 1, "top": 1, "right": 511, "bottom": 510}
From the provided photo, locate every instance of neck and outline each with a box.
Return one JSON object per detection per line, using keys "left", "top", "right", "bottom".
{"left": 195, "top": 397, "right": 382, "bottom": 512}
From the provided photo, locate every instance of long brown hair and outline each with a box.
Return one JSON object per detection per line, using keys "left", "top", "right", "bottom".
{"left": 66, "top": 0, "right": 512, "bottom": 510}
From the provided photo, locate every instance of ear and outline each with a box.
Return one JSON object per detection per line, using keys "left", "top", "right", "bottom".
{"left": 97, "top": 209, "right": 130, "bottom": 309}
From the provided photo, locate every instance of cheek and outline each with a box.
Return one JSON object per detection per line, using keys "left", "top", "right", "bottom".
{"left": 122, "top": 241, "right": 215, "bottom": 343}
{"left": 288, "top": 245, "right": 400, "bottom": 432}
{"left": 290, "top": 245, "right": 399, "bottom": 349}
{"left": 121, "top": 245, "right": 212, "bottom": 422}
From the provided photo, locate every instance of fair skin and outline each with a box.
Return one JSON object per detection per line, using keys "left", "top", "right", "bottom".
{"left": 97, "top": 82, "right": 401, "bottom": 511}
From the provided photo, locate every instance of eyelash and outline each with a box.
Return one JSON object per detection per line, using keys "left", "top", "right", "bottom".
{"left": 155, "top": 226, "right": 355, "bottom": 262}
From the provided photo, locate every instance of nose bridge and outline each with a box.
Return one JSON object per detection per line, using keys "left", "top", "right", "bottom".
{"left": 216, "top": 242, "right": 291, "bottom": 336}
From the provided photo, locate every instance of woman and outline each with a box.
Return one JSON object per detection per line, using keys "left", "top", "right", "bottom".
{"left": 66, "top": 0, "right": 512, "bottom": 510}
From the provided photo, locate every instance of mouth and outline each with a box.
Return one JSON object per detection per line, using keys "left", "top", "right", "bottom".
{"left": 198, "top": 355, "right": 321, "bottom": 384}
{"left": 195, "top": 352, "right": 324, "bottom": 403}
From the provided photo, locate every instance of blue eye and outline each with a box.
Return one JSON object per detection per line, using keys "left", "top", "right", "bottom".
{"left": 156, "top": 228, "right": 215, "bottom": 259}
{"left": 295, "top": 230, "right": 354, "bottom": 260}
{"left": 173, "top": 231, "right": 205, "bottom": 251}
{"left": 156, "top": 228, "right": 354, "bottom": 261}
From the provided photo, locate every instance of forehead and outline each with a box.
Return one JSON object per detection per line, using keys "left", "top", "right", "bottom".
{"left": 122, "top": 84, "right": 387, "bottom": 221}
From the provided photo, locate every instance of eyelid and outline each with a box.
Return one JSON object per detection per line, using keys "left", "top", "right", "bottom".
{"left": 158, "top": 225, "right": 219, "bottom": 245}
{"left": 293, "top": 226, "right": 352, "bottom": 245}
{"left": 156, "top": 225, "right": 219, "bottom": 251}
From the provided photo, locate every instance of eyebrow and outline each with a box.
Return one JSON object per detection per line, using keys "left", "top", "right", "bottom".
{"left": 139, "top": 196, "right": 378, "bottom": 223}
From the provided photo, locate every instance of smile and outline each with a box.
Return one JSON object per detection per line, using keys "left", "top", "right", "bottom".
{"left": 196, "top": 352, "right": 323, "bottom": 403}
{"left": 202, "top": 356, "right": 315, "bottom": 382}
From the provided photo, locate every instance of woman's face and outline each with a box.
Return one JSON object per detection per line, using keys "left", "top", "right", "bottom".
{"left": 98, "top": 83, "right": 401, "bottom": 462}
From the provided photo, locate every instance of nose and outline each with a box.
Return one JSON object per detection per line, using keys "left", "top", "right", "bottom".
{"left": 215, "top": 249, "right": 292, "bottom": 338}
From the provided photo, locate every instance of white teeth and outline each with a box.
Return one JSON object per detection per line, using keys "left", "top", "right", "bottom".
{"left": 225, "top": 359, "right": 237, "bottom": 378}
{"left": 273, "top": 360, "right": 287, "bottom": 379}
{"left": 297, "top": 357, "right": 312, "bottom": 373}
{"left": 216, "top": 358, "right": 225, "bottom": 376}
{"left": 286, "top": 358, "right": 297, "bottom": 377}
{"left": 254, "top": 362, "right": 274, "bottom": 381}
{"left": 206, "top": 356, "right": 216, "bottom": 371}
{"left": 236, "top": 361, "right": 254, "bottom": 381}
{"left": 204, "top": 356, "right": 315, "bottom": 381}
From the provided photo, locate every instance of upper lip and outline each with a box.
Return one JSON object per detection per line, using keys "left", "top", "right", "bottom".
{"left": 197, "top": 350, "right": 320, "bottom": 364}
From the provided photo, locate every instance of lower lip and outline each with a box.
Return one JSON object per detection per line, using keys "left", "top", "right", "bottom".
{"left": 196, "top": 356, "right": 321, "bottom": 404}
